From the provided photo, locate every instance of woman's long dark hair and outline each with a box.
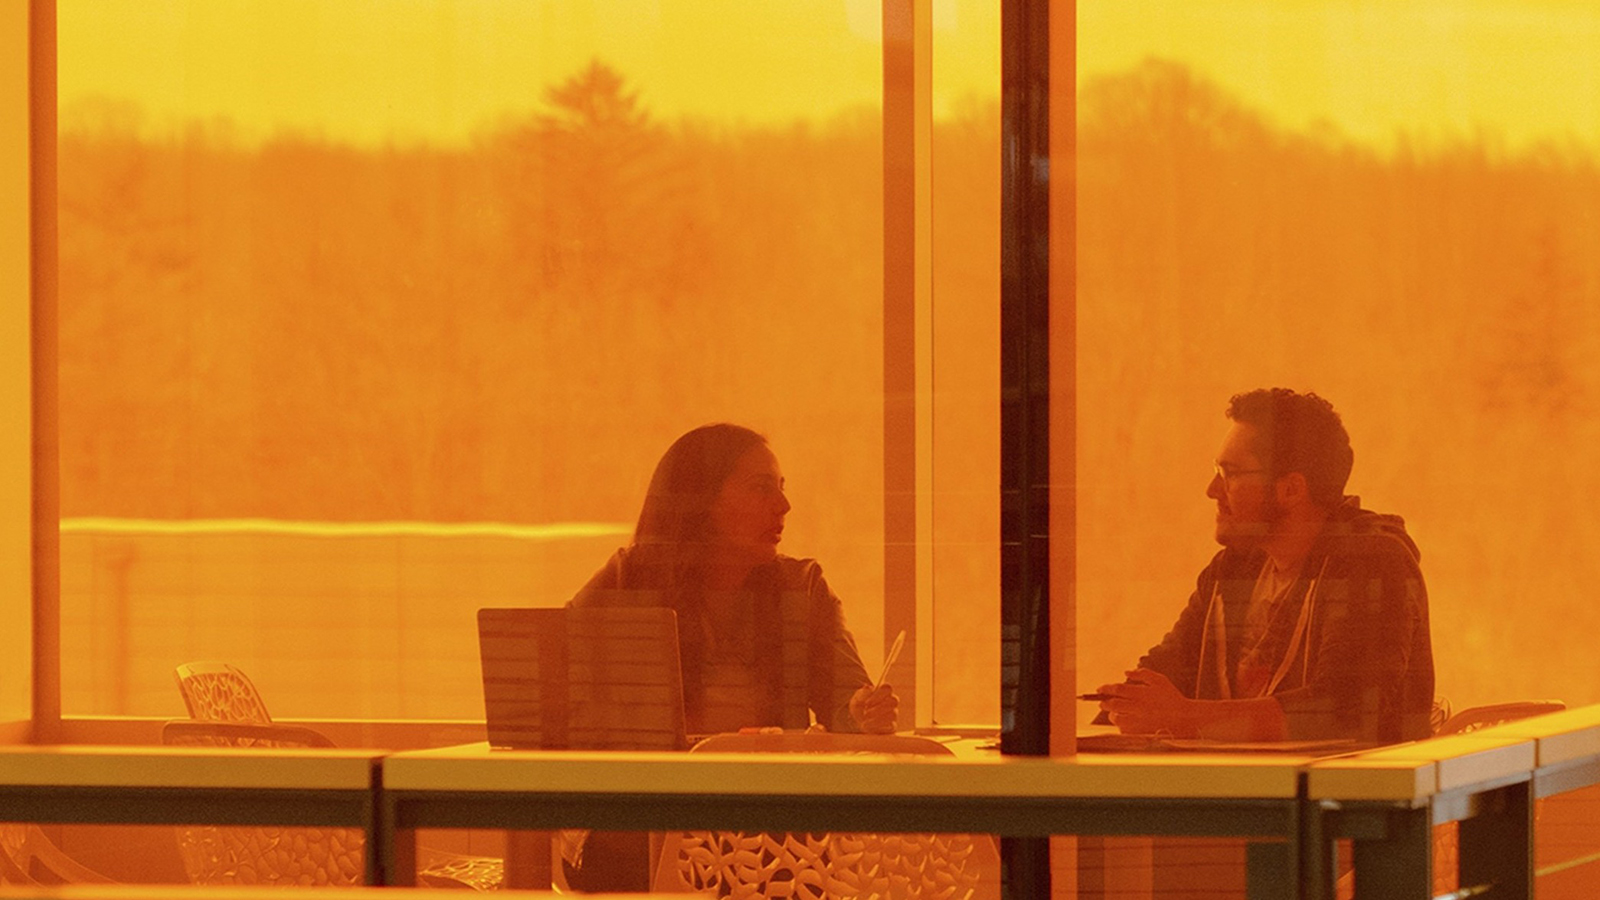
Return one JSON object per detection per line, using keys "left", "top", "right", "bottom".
{"left": 632, "top": 423, "right": 768, "bottom": 555}
{"left": 623, "top": 424, "right": 785, "bottom": 726}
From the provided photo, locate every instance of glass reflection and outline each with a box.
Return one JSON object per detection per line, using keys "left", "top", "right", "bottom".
{"left": 55, "top": 2, "right": 909, "bottom": 719}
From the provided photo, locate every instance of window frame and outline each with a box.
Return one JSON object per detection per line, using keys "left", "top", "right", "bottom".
{"left": 22, "top": 0, "right": 1065, "bottom": 749}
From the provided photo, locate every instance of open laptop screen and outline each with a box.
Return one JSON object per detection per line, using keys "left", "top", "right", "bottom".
{"left": 477, "top": 606, "right": 688, "bottom": 751}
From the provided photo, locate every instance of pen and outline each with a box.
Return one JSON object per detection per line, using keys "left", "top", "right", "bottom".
{"left": 1076, "top": 693, "right": 1114, "bottom": 701}
{"left": 875, "top": 629, "right": 907, "bottom": 689}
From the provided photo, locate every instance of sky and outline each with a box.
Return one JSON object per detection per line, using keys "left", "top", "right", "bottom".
{"left": 57, "top": 0, "right": 982, "bottom": 145}
{"left": 1079, "top": 0, "right": 1600, "bottom": 151}
{"left": 56, "top": 0, "right": 1600, "bottom": 151}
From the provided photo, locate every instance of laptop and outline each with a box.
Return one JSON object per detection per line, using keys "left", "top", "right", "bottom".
{"left": 477, "top": 606, "right": 689, "bottom": 751}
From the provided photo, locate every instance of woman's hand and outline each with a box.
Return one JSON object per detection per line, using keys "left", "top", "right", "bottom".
{"left": 849, "top": 683, "right": 899, "bottom": 734}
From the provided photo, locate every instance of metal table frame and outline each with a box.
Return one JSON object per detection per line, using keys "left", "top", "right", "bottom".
{"left": 377, "top": 747, "right": 1311, "bottom": 897}
{"left": 1305, "top": 709, "right": 1600, "bottom": 900}
{"left": 0, "top": 746, "right": 384, "bottom": 885}
{"left": 9, "top": 708, "right": 1600, "bottom": 896}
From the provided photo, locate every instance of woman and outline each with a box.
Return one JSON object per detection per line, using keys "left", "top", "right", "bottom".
{"left": 561, "top": 424, "right": 898, "bottom": 892}
{"left": 569, "top": 423, "right": 898, "bottom": 735}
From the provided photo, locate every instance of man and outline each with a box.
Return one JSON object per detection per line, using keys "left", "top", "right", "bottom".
{"left": 1097, "top": 388, "right": 1434, "bottom": 745}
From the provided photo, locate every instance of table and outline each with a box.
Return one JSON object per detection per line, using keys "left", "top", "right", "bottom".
{"left": 12, "top": 714, "right": 1594, "bottom": 894}
{"left": 379, "top": 742, "right": 1316, "bottom": 896}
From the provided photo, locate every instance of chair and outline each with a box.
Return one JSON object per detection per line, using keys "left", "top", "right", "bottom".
{"left": 174, "top": 662, "right": 275, "bottom": 725}
{"left": 167, "top": 662, "right": 503, "bottom": 890}
{"left": 651, "top": 732, "right": 1002, "bottom": 900}
{"left": 1435, "top": 700, "right": 1566, "bottom": 736}
{"left": 0, "top": 823, "right": 114, "bottom": 886}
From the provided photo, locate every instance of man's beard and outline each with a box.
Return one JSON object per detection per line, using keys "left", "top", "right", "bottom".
{"left": 1215, "top": 493, "right": 1289, "bottom": 549}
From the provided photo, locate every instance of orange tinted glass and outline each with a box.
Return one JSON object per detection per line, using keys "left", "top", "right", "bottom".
{"left": 1077, "top": 1, "right": 1600, "bottom": 722}
{"left": 56, "top": 2, "right": 1003, "bottom": 725}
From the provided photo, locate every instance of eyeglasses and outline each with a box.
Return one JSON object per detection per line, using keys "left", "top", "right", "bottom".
{"left": 1213, "top": 463, "right": 1268, "bottom": 486}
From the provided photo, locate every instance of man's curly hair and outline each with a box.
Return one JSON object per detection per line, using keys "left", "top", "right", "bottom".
{"left": 1226, "top": 388, "right": 1353, "bottom": 509}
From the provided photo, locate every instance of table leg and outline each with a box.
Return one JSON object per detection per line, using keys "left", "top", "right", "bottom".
{"left": 383, "top": 826, "right": 417, "bottom": 887}
{"left": 1246, "top": 840, "right": 1291, "bottom": 900}
{"left": 1459, "top": 782, "right": 1533, "bottom": 900}
{"left": 1353, "top": 807, "right": 1431, "bottom": 900}
{"left": 1300, "top": 801, "right": 1340, "bottom": 900}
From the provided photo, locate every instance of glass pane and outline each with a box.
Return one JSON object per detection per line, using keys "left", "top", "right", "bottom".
{"left": 56, "top": 2, "right": 901, "bottom": 722}
{"left": 1077, "top": 2, "right": 1600, "bottom": 740}
{"left": 930, "top": 0, "right": 1002, "bottom": 727}
{"left": 0, "top": 0, "right": 29, "bottom": 728}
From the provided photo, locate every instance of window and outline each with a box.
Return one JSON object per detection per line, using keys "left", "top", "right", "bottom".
{"left": 1077, "top": 0, "right": 1600, "bottom": 721}
{"left": 53, "top": 1, "right": 1002, "bottom": 727}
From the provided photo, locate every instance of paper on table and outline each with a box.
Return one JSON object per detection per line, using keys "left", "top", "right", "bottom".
{"left": 875, "top": 629, "right": 906, "bottom": 688}
{"left": 1075, "top": 732, "right": 1362, "bottom": 754}
{"left": 1160, "top": 738, "right": 1363, "bottom": 754}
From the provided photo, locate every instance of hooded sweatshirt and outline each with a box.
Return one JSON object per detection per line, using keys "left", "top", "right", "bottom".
{"left": 1137, "top": 497, "right": 1435, "bottom": 744}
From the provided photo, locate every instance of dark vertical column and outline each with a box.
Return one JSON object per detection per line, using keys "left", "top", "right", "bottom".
{"left": 1000, "top": 0, "right": 1056, "bottom": 895}
{"left": 999, "top": 0, "right": 1052, "bottom": 761}
{"left": 882, "top": 0, "right": 918, "bottom": 720}
{"left": 31, "top": 0, "right": 61, "bottom": 744}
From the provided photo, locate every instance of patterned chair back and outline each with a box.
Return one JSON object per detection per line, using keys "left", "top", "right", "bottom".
{"left": 166, "top": 662, "right": 502, "bottom": 890}
{"left": 654, "top": 733, "right": 1002, "bottom": 900}
{"left": 174, "top": 662, "right": 274, "bottom": 724}
{"left": 1435, "top": 700, "right": 1565, "bottom": 736}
